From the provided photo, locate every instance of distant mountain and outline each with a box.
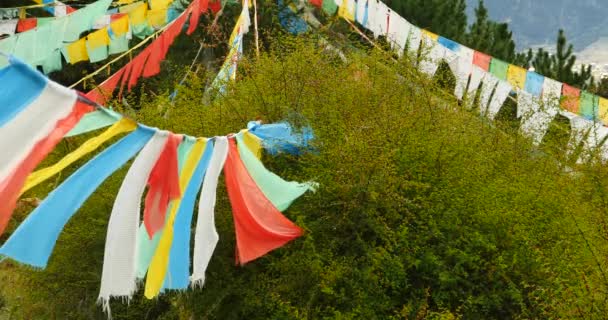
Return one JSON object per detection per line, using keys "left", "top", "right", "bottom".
{"left": 465, "top": 0, "right": 608, "bottom": 53}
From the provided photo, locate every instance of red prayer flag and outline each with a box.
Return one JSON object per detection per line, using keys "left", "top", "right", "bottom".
{"left": 310, "top": 0, "right": 322, "bottom": 8}
{"left": 128, "top": 47, "right": 152, "bottom": 91}
{"left": 473, "top": 51, "right": 491, "bottom": 71}
{"left": 187, "top": 0, "right": 201, "bottom": 35}
{"left": 0, "top": 100, "right": 92, "bottom": 236}
{"left": 224, "top": 138, "right": 303, "bottom": 265}
{"left": 143, "top": 133, "right": 182, "bottom": 238}
{"left": 562, "top": 84, "right": 581, "bottom": 114}
{"left": 142, "top": 38, "right": 164, "bottom": 78}
{"left": 209, "top": 0, "right": 221, "bottom": 13}
{"left": 16, "top": 18, "right": 37, "bottom": 32}
{"left": 86, "top": 67, "right": 126, "bottom": 104}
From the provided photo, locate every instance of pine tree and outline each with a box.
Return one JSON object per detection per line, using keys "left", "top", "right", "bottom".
{"left": 465, "top": 0, "right": 517, "bottom": 62}
{"left": 386, "top": 0, "right": 467, "bottom": 42}
{"left": 530, "top": 30, "right": 593, "bottom": 89}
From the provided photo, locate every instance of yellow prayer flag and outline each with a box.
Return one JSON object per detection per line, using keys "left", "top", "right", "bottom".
{"left": 110, "top": 15, "right": 130, "bottom": 37}
{"left": 338, "top": 0, "right": 355, "bottom": 21}
{"left": 120, "top": 2, "right": 147, "bottom": 25}
{"left": 22, "top": 119, "right": 136, "bottom": 195}
{"left": 422, "top": 30, "right": 439, "bottom": 41}
{"left": 116, "top": 0, "right": 138, "bottom": 4}
{"left": 243, "top": 130, "right": 263, "bottom": 159}
{"left": 147, "top": 8, "right": 168, "bottom": 28}
{"left": 507, "top": 65, "right": 527, "bottom": 90}
{"left": 65, "top": 38, "right": 89, "bottom": 64}
{"left": 599, "top": 97, "right": 608, "bottom": 124}
{"left": 144, "top": 138, "right": 208, "bottom": 299}
{"left": 87, "top": 28, "right": 110, "bottom": 50}
{"left": 149, "top": 0, "right": 173, "bottom": 10}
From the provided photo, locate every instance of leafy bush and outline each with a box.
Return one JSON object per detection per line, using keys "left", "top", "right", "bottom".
{"left": 2, "top": 37, "right": 608, "bottom": 319}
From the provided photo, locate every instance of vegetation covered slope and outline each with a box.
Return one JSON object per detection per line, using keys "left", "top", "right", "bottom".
{"left": 2, "top": 38, "right": 608, "bottom": 319}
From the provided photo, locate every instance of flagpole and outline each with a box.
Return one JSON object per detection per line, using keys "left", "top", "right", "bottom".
{"left": 253, "top": 0, "right": 260, "bottom": 58}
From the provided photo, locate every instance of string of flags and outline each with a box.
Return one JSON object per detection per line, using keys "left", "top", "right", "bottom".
{"left": 0, "top": 0, "right": 222, "bottom": 73}
{"left": 83, "top": 0, "right": 247, "bottom": 103}
{"left": 303, "top": 0, "right": 608, "bottom": 160}
{"left": 84, "top": 0, "right": 211, "bottom": 104}
{"left": 0, "top": 56, "right": 316, "bottom": 314}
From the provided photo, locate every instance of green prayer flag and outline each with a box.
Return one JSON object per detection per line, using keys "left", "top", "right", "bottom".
{"left": 490, "top": 58, "right": 509, "bottom": 80}
{"left": 41, "top": 49, "right": 63, "bottom": 74}
{"left": 87, "top": 44, "right": 109, "bottom": 63}
{"left": 580, "top": 91, "right": 599, "bottom": 120}
{"left": 66, "top": 109, "right": 122, "bottom": 137}
{"left": 108, "top": 35, "right": 130, "bottom": 55}
{"left": 322, "top": 0, "right": 338, "bottom": 15}
{"left": 236, "top": 132, "right": 315, "bottom": 211}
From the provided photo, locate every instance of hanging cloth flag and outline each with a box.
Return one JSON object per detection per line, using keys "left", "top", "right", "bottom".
{"left": 187, "top": 0, "right": 209, "bottom": 35}
{"left": 98, "top": 131, "right": 168, "bottom": 313}
{"left": 12, "top": 29, "right": 38, "bottom": 67}
{"left": 0, "top": 77, "right": 76, "bottom": 190}
{"left": 599, "top": 97, "right": 608, "bottom": 125}
{"left": 407, "top": 26, "right": 422, "bottom": 60}
{"left": 121, "top": 2, "right": 154, "bottom": 39}
{"left": 62, "top": 38, "right": 89, "bottom": 64}
{"left": 86, "top": 28, "right": 110, "bottom": 63}
{"left": 209, "top": 0, "right": 222, "bottom": 13}
{"left": 65, "top": 108, "right": 122, "bottom": 137}
{"left": 338, "top": 0, "right": 355, "bottom": 21}
{"left": 143, "top": 133, "right": 182, "bottom": 238}
{"left": 16, "top": 18, "right": 37, "bottom": 33}
{"left": 191, "top": 136, "right": 228, "bottom": 287}
{"left": 148, "top": 7, "right": 169, "bottom": 29}
{"left": 507, "top": 64, "right": 527, "bottom": 90}
{"left": 561, "top": 84, "right": 581, "bottom": 114}
{"left": 136, "top": 137, "right": 195, "bottom": 279}
{"left": 224, "top": 138, "right": 303, "bottom": 265}
{"left": 566, "top": 114, "right": 594, "bottom": 154}
{"left": 310, "top": 0, "right": 323, "bottom": 8}
{"left": 86, "top": 66, "right": 127, "bottom": 104}
{"left": 247, "top": 121, "right": 314, "bottom": 156}
{"left": 478, "top": 74, "right": 499, "bottom": 115}
{"left": 21, "top": 118, "right": 137, "bottom": 195}
{"left": 127, "top": 46, "right": 152, "bottom": 90}
{"left": 489, "top": 58, "right": 508, "bottom": 80}
{"left": 387, "top": 13, "right": 409, "bottom": 54}
{"left": 518, "top": 77, "right": 562, "bottom": 145}
{"left": 418, "top": 32, "right": 445, "bottom": 77}
{"left": 438, "top": 36, "right": 460, "bottom": 52}
{"left": 0, "top": 19, "right": 18, "bottom": 36}
{"left": 278, "top": 0, "right": 309, "bottom": 35}
{"left": 0, "top": 99, "right": 91, "bottom": 236}
{"left": 462, "top": 65, "right": 485, "bottom": 108}
{"left": 64, "top": 0, "right": 113, "bottom": 42}
{"left": 164, "top": 139, "right": 214, "bottom": 290}
{"left": 524, "top": 71, "right": 544, "bottom": 97}
{"left": 0, "top": 127, "right": 154, "bottom": 267}
{"left": 144, "top": 138, "right": 208, "bottom": 299}
{"left": 542, "top": 77, "right": 563, "bottom": 109}
{"left": 486, "top": 80, "right": 512, "bottom": 120}
{"left": 0, "top": 57, "right": 48, "bottom": 127}
{"left": 448, "top": 46, "right": 474, "bottom": 100}
{"left": 236, "top": 131, "right": 315, "bottom": 211}
{"left": 580, "top": 91, "right": 599, "bottom": 120}
{"left": 473, "top": 51, "right": 491, "bottom": 71}
{"left": 321, "top": 0, "right": 338, "bottom": 15}
{"left": 240, "top": 129, "right": 262, "bottom": 158}
{"left": 517, "top": 89, "right": 538, "bottom": 119}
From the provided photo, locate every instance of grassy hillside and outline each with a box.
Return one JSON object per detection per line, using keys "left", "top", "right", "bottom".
{"left": 2, "top": 37, "right": 608, "bottom": 319}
